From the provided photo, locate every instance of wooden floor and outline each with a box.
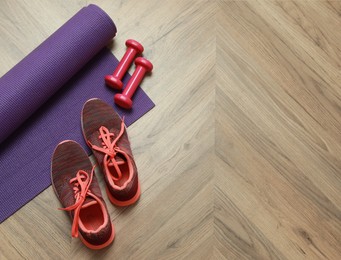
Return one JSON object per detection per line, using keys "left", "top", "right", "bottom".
{"left": 0, "top": 0, "right": 340, "bottom": 259}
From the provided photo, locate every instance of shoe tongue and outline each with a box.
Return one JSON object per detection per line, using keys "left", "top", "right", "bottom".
{"left": 81, "top": 197, "right": 98, "bottom": 209}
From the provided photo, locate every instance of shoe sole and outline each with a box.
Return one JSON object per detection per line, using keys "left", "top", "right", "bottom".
{"left": 106, "top": 181, "right": 141, "bottom": 207}
{"left": 79, "top": 222, "right": 115, "bottom": 250}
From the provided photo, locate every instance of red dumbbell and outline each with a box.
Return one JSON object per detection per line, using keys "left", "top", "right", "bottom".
{"left": 114, "top": 57, "right": 153, "bottom": 109}
{"left": 105, "top": 39, "right": 144, "bottom": 90}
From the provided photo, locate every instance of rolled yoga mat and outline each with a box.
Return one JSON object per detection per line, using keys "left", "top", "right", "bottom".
{"left": 0, "top": 5, "right": 155, "bottom": 223}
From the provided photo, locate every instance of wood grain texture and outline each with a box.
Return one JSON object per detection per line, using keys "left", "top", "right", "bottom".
{"left": 0, "top": 0, "right": 340, "bottom": 259}
{"left": 216, "top": 1, "right": 341, "bottom": 259}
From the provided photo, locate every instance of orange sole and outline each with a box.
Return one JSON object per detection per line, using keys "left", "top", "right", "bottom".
{"left": 106, "top": 182, "right": 141, "bottom": 207}
{"left": 79, "top": 222, "right": 115, "bottom": 250}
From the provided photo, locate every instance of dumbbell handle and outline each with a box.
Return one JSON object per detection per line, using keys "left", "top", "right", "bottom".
{"left": 113, "top": 48, "right": 139, "bottom": 80}
{"left": 123, "top": 66, "right": 147, "bottom": 98}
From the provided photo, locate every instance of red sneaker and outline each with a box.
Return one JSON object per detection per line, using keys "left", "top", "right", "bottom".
{"left": 81, "top": 98, "right": 141, "bottom": 206}
{"left": 51, "top": 140, "right": 115, "bottom": 250}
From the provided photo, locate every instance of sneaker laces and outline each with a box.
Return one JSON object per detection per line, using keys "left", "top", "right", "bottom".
{"left": 88, "top": 119, "right": 131, "bottom": 184}
{"left": 59, "top": 165, "right": 100, "bottom": 238}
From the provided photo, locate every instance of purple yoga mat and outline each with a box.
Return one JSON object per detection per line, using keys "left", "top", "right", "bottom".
{"left": 0, "top": 5, "right": 154, "bottom": 223}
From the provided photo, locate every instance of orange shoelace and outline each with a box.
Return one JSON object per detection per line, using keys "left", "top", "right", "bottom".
{"left": 59, "top": 166, "right": 100, "bottom": 238}
{"left": 88, "top": 119, "right": 131, "bottom": 184}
